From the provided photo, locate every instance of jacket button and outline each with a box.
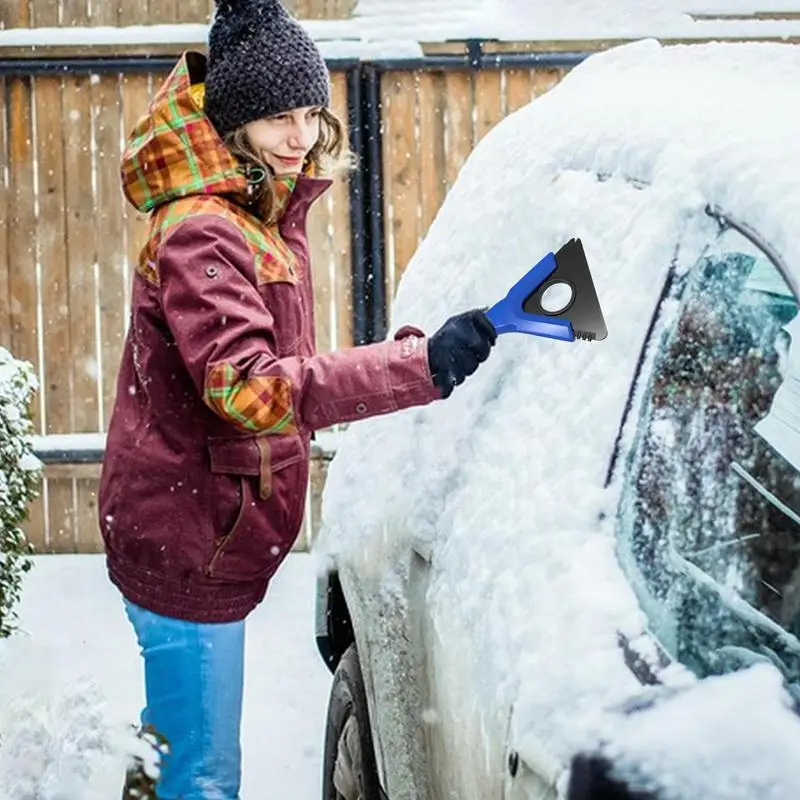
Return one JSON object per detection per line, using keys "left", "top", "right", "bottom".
{"left": 355, "top": 401, "right": 367, "bottom": 414}
{"left": 206, "top": 265, "right": 219, "bottom": 278}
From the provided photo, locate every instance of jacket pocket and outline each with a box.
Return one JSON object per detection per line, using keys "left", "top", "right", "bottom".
{"left": 260, "top": 281, "right": 305, "bottom": 356}
{"left": 204, "top": 432, "right": 308, "bottom": 583}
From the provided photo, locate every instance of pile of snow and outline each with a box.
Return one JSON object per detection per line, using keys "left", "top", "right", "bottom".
{"left": 0, "top": 636, "right": 144, "bottom": 800}
{"left": 0, "top": 350, "right": 140, "bottom": 799}
{"left": 591, "top": 665, "right": 800, "bottom": 800}
{"left": 316, "top": 37, "right": 800, "bottom": 796}
{"left": 0, "top": 554, "right": 330, "bottom": 800}
{"left": 0, "top": 351, "right": 146, "bottom": 799}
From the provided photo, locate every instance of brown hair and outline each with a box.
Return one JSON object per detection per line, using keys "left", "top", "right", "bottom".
{"left": 222, "top": 107, "right": 355, "bottom": 225}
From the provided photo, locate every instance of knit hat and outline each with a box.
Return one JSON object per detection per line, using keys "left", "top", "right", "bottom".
{"left": 205, "top": 0, "right": 331, "bottom": 138}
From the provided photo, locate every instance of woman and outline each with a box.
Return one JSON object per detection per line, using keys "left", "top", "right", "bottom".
{"left": 99, "top": 0, "right": 497, "bottom": 797}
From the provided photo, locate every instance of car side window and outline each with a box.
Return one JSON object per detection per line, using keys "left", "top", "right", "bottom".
{"left": 616, "top": 223, "right": 800, "bottom": 699}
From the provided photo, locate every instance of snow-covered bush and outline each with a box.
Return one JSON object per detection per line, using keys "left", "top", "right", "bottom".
{"left": 0, "top": 635, "right": 163, "bottom": 799}
{"left": 0, "top": 346, "right": 40, "bottom": 638}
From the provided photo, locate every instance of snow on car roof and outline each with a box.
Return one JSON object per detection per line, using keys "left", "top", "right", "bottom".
{"left": 480, "top": 39, "right": 800, "bottom": 276}
{"left": 317, "top": 39, "right": 800, "bottom": 796}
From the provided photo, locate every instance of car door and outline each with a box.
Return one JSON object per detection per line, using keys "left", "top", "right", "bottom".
{"left": 615, "top": 212, "right": 800, "bottom": 700}
{"left": 404, "top": 171, "right": 695, "bottom": 800}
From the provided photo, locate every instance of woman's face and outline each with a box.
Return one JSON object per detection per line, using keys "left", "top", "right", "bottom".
{"left": 244, "top": 106, "right": 322, "bottom": 177}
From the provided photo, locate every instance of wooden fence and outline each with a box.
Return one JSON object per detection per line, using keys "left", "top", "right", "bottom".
{"left": 1, "top": 67, "right": 355, "bottom": 552}
{"left": 380, "top": 67, "right": 565, "bottom": 297}
{"left": 1, "top": 35, "right": 571, "bottom": 553}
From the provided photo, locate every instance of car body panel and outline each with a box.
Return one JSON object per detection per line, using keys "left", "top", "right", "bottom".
{"left": 316, "top": 39, "right": 800, "bottom": 799}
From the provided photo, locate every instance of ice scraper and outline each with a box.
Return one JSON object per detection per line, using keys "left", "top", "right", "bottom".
{"left": 485, "top": 238, "right": 607, "bottom": 342}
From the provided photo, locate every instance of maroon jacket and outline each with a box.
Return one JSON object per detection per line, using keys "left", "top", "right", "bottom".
{"left": 99, "top": 53, "right": 439, "bottom": 623}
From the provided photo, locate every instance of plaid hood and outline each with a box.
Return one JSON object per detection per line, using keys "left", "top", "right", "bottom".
{"left": 121, "top": 52, "right": 248, "bottom": 214}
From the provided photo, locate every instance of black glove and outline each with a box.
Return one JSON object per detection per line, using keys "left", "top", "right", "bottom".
{"left": 427, "top": 308, "right": 497, "bottom": 399}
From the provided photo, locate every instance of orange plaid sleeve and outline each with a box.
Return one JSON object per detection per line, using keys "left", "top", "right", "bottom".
{"left": 205, "top": 363, "right": 298, "bottom": 434}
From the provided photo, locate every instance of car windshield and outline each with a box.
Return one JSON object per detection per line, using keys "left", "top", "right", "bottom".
{"left": 617, "top": 223, "right": 800, "bottom": 699}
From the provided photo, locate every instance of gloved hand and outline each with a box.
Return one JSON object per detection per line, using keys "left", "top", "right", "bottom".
{"left": 427, "top": 308, "right": 497, "bottom": 399}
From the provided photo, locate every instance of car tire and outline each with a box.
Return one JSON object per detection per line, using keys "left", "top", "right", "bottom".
{"left": 321, "top": 642, "right": 382, "bottom": 800}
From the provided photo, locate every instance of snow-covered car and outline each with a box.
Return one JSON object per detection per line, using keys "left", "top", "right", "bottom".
{"left": 314, "top": 39, "right": 800, "bottom": 800}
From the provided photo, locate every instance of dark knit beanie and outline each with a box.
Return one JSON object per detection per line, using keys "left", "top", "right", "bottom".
{"left": 205, "top": 0, "right": 331, "bottom": 138}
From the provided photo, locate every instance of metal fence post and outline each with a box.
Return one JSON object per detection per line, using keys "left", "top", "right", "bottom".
{"left": 346, "top": 65, "right": 370, "bottom": 346}
{"left": 363, "top": 63, "right": 387, "bottom": 344}
{"left": 346, "top": 62, "right": 387, "bottom": 346}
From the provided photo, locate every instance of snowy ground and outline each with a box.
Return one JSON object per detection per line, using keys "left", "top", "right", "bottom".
{"left": 1, "top": 554, "right": 331, "bottom": 799}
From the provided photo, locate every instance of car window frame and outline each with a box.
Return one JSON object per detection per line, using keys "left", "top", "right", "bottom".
{"left": 608, "top": 206, "right": 800, "bottom": 685}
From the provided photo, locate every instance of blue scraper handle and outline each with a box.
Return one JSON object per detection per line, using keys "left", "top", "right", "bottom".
{"left": 485, "top": 251, "right": 575, "bottom": 341}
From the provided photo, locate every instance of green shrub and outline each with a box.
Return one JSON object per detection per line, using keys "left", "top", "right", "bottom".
{"left": 0, "top": 346, "right": 40, "bottom": 638}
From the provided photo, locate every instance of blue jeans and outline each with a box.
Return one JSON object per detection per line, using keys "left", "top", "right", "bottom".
{"left": 123, "top": 599, "right": 245, "bottom": 800}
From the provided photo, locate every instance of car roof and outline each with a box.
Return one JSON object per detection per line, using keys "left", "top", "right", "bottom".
{"left": 479, "top": 39, "right": 800, "bottom": 278}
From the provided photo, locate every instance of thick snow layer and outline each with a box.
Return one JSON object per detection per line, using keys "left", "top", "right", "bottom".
{"left": 316, "top": 38, "right": 800, "bottom": 795}
{"left": 0, "top": 555, "right": 330, "bottom": 799}
{"left": 596, "top": 665, "right": 800, "bottom": 800}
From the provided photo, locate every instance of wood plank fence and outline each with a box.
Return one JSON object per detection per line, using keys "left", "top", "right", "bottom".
{"left": 380, "top": 67, "right": 564, "bottom": 298}
{"left": 1, "top": 2, "right": 573, "bottom": 553}
{"left": 1, "top": 67, "right": 359, "bottom": 552}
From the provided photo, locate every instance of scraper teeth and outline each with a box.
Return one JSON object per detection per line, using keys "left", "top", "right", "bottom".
{"left": 574, "top": 330, "right": 596, "bottom": 341}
